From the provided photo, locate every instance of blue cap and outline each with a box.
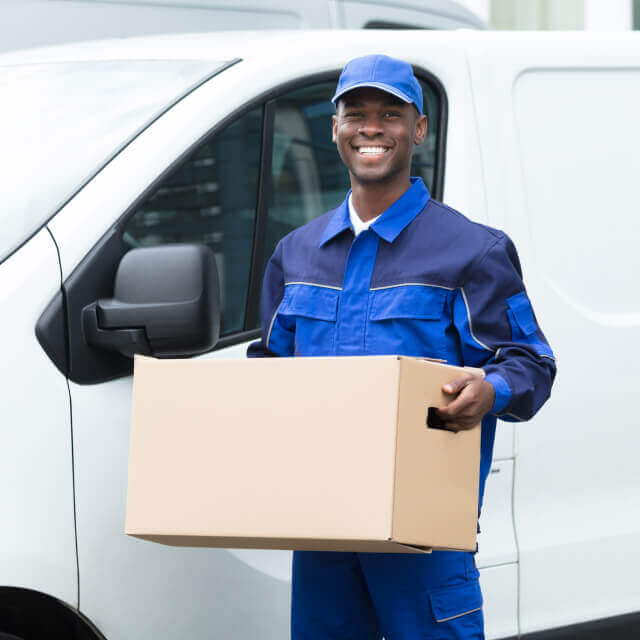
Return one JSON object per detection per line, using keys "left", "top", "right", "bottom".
{"left": 332, "top": 54, "right": 423, "bottom": 115}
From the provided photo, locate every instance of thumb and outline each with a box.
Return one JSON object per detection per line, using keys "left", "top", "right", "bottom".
{"left": 442, "top": 375, "right": 473, "bottom": 395}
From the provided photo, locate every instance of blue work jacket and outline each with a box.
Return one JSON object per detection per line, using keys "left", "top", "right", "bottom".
{"left": 249, "top": 177, "right": 556, "bottom": 506}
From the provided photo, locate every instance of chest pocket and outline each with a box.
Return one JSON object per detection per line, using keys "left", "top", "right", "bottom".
{"left": 366, "top": 285, "right": 448, "bottom": 357}
{"left": 278, "top": 284, "right": 339, "bottom": 356}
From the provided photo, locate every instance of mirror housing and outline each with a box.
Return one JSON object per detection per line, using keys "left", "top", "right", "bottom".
{"left": 82, "top": 244, "right": 220, "bottom": 358}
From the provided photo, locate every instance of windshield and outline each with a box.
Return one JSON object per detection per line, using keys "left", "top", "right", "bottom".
{"left": 0, "top": 58, "right": 229, "bottom": 263}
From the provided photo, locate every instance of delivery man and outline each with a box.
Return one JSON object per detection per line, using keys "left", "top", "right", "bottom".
{"left": 248, "top": 54, "right": 556, "bottom": 640}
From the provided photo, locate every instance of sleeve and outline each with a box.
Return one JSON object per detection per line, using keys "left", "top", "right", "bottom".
{"left": 246, "top": 240, "right": 296, "bottom": 358}
{"left": 452, "top": 232, "right": 556, "bottom": 421}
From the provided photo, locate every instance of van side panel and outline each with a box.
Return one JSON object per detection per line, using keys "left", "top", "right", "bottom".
{"left": 467, "top": 33, "right": 640, "bottom": 635}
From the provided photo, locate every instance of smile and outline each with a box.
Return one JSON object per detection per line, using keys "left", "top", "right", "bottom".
{"left": 355, "top": 146, "right": 390, "bottom": 156}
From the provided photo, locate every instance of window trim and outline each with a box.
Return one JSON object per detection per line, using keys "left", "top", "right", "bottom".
{"left": 244, "top": 99, "right": 276, "bottom": 330}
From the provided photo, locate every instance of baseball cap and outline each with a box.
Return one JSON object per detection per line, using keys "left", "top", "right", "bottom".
{"left": 331, "top": 54, "right": 423, "bottom": 115}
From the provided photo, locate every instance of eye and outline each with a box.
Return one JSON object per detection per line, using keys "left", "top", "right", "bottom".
{"left": 344, "top": 111, "right": 363, "bottom": 118}
{"left": 384, "top": 110, "right": 401, "bottom": 118}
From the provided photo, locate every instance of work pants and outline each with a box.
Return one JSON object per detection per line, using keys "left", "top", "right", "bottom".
{"left": 291, "top": 549, "right": 484, "bottom": 639}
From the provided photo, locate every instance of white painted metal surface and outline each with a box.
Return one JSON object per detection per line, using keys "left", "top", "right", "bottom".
{"left": 0, "top": 230, "right": 77, "bottom": 604}
{"left": 481, "top": 564, "right": 519, "bottom": 639}
{"left": 492, "top": 421, "right": 514, "bottom": 460}
{"left": 477, "top": 461, "right": 517, "bottom": 568}
{"left": 466, "top": 31, "right": 640, "bottom": 635}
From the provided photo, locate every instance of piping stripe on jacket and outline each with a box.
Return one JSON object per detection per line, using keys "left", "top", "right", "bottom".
{"left": 370, "top": 282, "right": 454, "bottom": 291}
{"left": 265, "top": 302, "right": 282, "bottom": 349}
{"left": 460, "top": 287, "right": 494, "bottom": 352}
{"left": 284, "top": 281, "right": 342, "bottom": 290}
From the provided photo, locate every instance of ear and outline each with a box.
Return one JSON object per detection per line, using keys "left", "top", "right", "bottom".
{"left": 413, "top": 114, "right": 427, "bottom": 145}
{"left": 331, "top": 114, "right": 338, "bottom": 143}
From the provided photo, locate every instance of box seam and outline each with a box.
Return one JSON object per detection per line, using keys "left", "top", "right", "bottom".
{"left": 389, "top": 359, "right": 402, "bottom": 541}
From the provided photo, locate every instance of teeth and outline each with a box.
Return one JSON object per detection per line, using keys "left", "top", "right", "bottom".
{"left": 358, "top": 146, "right": 387, "bottom": 154}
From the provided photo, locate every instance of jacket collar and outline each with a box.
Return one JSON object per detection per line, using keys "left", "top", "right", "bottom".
{"left": 319, "top": 177, "right": 430, "bottom": 247}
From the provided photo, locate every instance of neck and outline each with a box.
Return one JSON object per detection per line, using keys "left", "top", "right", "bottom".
{"left": 349, "top": 173, "right": 412, "bottom": 222}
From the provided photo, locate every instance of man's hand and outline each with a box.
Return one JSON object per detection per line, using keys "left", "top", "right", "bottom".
{"left": 436, "top": 373, "right": 495, "bottom": 432}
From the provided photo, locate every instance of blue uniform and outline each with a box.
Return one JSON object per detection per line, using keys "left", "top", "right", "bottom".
{"left": 248, "top": 177, "right": 556, "bottom": 639}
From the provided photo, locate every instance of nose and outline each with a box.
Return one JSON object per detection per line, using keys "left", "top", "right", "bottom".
{"left": 358, "top": 114, "right": 384, "bottom": 137}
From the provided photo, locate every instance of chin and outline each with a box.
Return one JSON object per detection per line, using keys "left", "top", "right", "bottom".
{"left": 350, "top": 166, "right": 400, "bottom": 185}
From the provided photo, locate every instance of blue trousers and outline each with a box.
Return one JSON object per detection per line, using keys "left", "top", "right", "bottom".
{"left": 291, "top": 550, "right": 484, "bottom": 639}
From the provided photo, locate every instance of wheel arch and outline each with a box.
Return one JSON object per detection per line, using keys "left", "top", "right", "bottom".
{"left": 0, "top": 587, "right": 105, "bottom": 640}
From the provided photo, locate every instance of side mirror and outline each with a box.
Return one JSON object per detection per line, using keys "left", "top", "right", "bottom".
{"left": 82, "top": 244, "right": 220, "bottom": 358}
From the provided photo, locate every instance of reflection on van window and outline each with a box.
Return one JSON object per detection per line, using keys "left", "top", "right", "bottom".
{"left": 123, "top": 107, "right": 262, "bottom": 336}
{"left": 263, "top": 77, "right": 440, "bottom": 277}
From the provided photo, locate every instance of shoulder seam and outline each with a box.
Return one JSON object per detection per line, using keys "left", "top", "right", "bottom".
{"left": 461, "top": 233, "right": 505, "bottom": 289}
{"left": 428, "top": 199, "right": 502, "bottom": 240}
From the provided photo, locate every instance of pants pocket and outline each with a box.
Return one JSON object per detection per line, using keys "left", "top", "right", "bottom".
{"left": 427, "top": 579, "right": 484, "bottom": 639}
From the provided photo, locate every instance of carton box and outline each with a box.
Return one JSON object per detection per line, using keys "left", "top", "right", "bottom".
{"left": 126, "top": 355, "right": 481, "bottom": 553}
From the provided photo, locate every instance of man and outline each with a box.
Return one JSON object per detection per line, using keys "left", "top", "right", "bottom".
{"left": 249, "top": 54, "right": 556, "bottom": 640}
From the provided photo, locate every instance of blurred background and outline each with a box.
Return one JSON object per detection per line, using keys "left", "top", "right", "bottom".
{"left": 462, "top": 0, "right": 639, "bottom": 30}
{"left": 1, "top": 0, "right": 640, "bottom": 55}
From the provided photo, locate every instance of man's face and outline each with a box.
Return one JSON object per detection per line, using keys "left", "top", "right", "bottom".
{"left": 332, "top": 87, "right": 427, "bottom": 185}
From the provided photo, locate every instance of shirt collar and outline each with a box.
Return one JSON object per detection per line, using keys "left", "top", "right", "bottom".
{"left": 318, "top": 177, "right": 430, "bottom": 247}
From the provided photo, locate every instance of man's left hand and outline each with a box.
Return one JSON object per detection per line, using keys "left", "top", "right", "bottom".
{"left": 436, "top": 373, "right": 495, "bottom": 432}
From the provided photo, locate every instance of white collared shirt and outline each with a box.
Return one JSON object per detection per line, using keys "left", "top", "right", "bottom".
{"left": 348, "top": 193, "right": 380, "bottom": 236}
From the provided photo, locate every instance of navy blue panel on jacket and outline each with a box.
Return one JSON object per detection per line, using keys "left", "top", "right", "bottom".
{"left": 248, "top": 177, "right": 556, "bottom": 506}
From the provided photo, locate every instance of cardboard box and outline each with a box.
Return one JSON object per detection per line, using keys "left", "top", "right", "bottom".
{"left": 126, "top": 355, "right": 481, "bottom": 553}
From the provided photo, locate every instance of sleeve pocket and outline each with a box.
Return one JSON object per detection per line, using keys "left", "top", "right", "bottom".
{"left": 506, "top": 291, "right": 537, "bottom": 336}
{"left": 428, "top": 580, "right": 483, "bottom": 623}
{"left": 370, "top": 285, "right": 447, "bottom": 320}
{"left": 279, "top": 284, "right": 339, "bottom": 322}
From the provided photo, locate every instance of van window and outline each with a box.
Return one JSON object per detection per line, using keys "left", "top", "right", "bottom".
{"left": 0, "top": 59, "right": 226, "bottom": 264}
{"left": 262, "top": 76, "right": 442, "bottom": 283}
{"left": 123, "top": 107, "right": 262, "bottom": 336}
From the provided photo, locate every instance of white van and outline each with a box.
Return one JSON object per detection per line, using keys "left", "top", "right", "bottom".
{"left": 0, "top": 0, "right": 485, "bottom": 54}
{"left": 1, "top": 30, "right": 639, "bottom": 640}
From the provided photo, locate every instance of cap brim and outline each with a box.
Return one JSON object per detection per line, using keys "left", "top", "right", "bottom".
{"left": 331, "top": 81, "right": 413, "bottom": 105}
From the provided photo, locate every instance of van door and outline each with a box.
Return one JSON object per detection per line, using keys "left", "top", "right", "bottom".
{"left": 466, "top": 32, "right": 640, "bottom": 635}
{"left": 0, "top": 231, "right": 77, "bottom": 607}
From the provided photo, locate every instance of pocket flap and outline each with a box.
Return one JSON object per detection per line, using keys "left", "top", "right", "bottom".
{"left": 507, "top": 291, "right": 537, "bottom": 336}
{"left": 279, "top": 284, "right": 339, "bottom": 321}
{"left": 428, "top": 580, "right": 483, "bottom": 623}
{"left": 370, "top": 285, "right": 447, "bottom": 320}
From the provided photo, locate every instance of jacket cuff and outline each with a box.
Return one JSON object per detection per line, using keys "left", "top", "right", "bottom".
{"left": 484, "top": 372, "right": 511, "bottom": 414}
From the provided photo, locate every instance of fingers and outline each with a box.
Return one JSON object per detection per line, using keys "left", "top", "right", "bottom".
{"left": 436, "top": 377, "right": 495, "bottom": 432}
{"left": 442, "top": 373, "right": 474, "bottom": 396}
